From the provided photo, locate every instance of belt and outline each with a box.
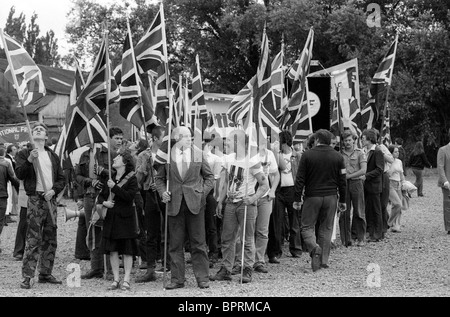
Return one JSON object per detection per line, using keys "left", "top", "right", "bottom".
{"left": 348, "top": 178, "right": 362, "bottom": 182}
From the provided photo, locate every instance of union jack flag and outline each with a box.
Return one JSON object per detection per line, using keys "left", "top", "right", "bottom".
{"left": 0, "top": 29, "right": 46, "bottom": 106}
{"left": 361, "top": 34, "right": 398, "bottom": 130}
{"left": 63, "top": 34, "right": 119, "bottom": 154}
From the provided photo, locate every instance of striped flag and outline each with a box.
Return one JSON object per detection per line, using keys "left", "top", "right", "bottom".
{"left": 271, "top": 44, "right": 288, "bottom": 120}
{"left": 0, "top": 29, "right": 46, "bottom": 105}
{"left": 247, "top": 25, "right": 280, "bottom": 143}
{"left": 119, "top": 23, "right": 157, "bottom": 130}
{"left": 63, "top": 34, "right": 120, "bottom": 154}
{"left": 280, "top": 28, "right": 314, "bottom": 130}
{"left": 226, "top": 75, "right": 256, "bottom": 125}
{"left": 190, "top": 54, "right": 208, "bottom": 124}
{"left": 55, "top": 61, "right": 109, "bottom": 163}
{"left": 134, "top": 3, "right": 168, "bottom": 73}
{"left": 361, "top": 34, "right": 398, "bottom": 130}
{"left": 281, "top": 28, "right": 314, "bottom": 143}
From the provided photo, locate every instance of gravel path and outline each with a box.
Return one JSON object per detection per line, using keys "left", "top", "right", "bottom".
{"left": 0, "top": 170, "right": 449, "bottom": 297}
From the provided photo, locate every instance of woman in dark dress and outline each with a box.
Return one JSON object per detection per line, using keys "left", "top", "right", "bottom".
{"left": 99, "top": 150, "right": 139, "bottom": 291}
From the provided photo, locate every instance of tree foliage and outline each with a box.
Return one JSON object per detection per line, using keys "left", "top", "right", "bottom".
{"left": 0, "top": 6, "right": 61, "bottom": 67}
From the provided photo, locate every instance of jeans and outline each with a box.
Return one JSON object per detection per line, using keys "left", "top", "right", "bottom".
{"left": 301, "top": 195, "right": 337, "bottom": 266}
{"left": 235, "top": 196, "right": 272, "bottom": 267}
{"left": 220, "top": 200, "right": 257, "bottom": 271}
{"left": 412, "top": 168, "right": 424, "bottom": 196}
{"left": 0, "top": 198, "right": 7, "bottom": 237}
{"left": 381, "top": 172, "right": 390, "bottom": 233}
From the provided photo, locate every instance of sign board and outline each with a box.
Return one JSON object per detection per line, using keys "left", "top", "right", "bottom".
{"left": 0, "top": 121, "right": 36, "bottom": 147}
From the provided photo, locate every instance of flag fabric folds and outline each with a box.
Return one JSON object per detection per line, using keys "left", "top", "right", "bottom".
{"left": 227, "top": 75, "right": 256, "bottom": 125}
{"left": 190, "top": 54, "right": 208, "bottom": 123}
{"left": 0, "top": 29, "right": 46, "bottom": 106}
{"left": 63, "top": 35, "right": 119, "bottom": 155}
{"left": 361, "top": 34, "right": 398, "bottom": 130}
{"left": 119, "top": 25, "right": 156, "bottom": 130}
{"left": 271, "top": 45, "right": 288, "bottom": 119}
{"left": 281, "top": 28, "right": 314, "bottom": 143}
{"left": 134, "top": 5, "right": 168, "bottom": 73}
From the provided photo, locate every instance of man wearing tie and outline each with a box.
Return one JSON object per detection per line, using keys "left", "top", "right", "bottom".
{"left": 155, "top": 126, "right": 214, "bottom": 290}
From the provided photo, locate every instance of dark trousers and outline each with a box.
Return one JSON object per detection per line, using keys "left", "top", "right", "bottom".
{"left": 381, "top": 172, "right": 390, "bottom": 234}
{"left": 144, "top": 189, "right": 168, "bottom": 269}
{"left": 74, "top": 213, "right": 90, "bottom": 260}
{"left": 365, "top": 190, "right": 383, "bottom": 240}
{"left": 205, "top": 189, "right": 218, "bottom": 257}
{"left": 0, "top": 198, "right": 7, "bottom": 236}
{"left": 301, "top": 195, "right": 337, "bottom": 266}
{"left": 275, "top": 186, "right": 303, "bottom": 256}
{"left": 135, "top": 191, "right": 146, "bottom": 260}
{"left": 13, "top": 206, "right": 28, "bottom": 257}
{"left": 267, "top": 192, "right": 284, "bottom": 258}
{"left": 168, "top": 197, "right": 209, "bottom": 285}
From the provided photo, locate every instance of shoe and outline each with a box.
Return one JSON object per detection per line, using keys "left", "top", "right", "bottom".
{"left": 368, "top": 237, "right": 381, "bottom": 243}
{"left": 391, "top": 227, "right": 401, "bottom": 233}
{"left": 447, "top": 231, "right": 450, "bottom": 235}
{"left": 356, "top": 240, "right": 366, "bottom": 247}
{"left": 139, "top": 262, "right": 148, "bottom": 269}
{"left": 81, "top": 270, "right": 104, "bottom": 280}
{"left": 254, "top": 264, "right": 268, "bottom": 273}
{"left": 155, "top": 266, "right": 170, "bottom": 274}
{"left": 320, "top": 264, "right": 329, "bottom": 269}
{"left": 38, "top": 274, "right": 62, "bottom": 284}
{"left": 120, "top": 280, "right": 131, "bottom": 291}
{"left": 198, "top": 281, "right": 209, "bottom": 289}
{"left": 268, "top": 256, "right": 280, "bottom": 264}
{"left": 231, "top": 265, "right": 241, "bottom": 275}
{"left": 13, "top": 254, "right": 23, "bottom": 261}
{"left": 418, "top": 194, "right": 424, "bottom": 197}
{"left": 20, "top": 278, "right": 31, "bottom": 289}
{"left": 241, "top": 267, "right": 252, "bottom": 283}
{"left": 165, "top": 282, "right": 185, "bottom": 290}
{"left": 135, "top": 269, "right": 157, "bottom": 283}
{"left": 290, "top": 252, "right": 302, "bottom": 258}
{"left": 209, "top": 266, "right": 232, "bottom": 281}
{"left": 311, "top": 246, "right": 322, "bottom": 272}
{"left": 107, "top": 280, "right": 120, "bottom": 290}
{"left": 105, "top": 272, "right": 114, "bottom": 281}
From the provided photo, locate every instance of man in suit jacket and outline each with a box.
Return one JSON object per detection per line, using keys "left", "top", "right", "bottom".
{"left": 437, "top": 129, "right": 450, "bottom": 234}
{"left": 361, "top": 129, "right": 385, "bottom": 242}
{"left": 155, "top": 126, "right": 214, "bottom": 290}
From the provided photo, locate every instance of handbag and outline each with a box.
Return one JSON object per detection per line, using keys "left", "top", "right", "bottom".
{"left": 401, "top": 180, "right": 417, "bottom": 194}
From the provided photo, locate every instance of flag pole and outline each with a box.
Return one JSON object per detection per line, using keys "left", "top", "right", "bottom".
{"left": 159, "top": 1, "right": 171, "bottom": 289}
{"left": 103, "top": 24, "right": 113, "bottom": 280}
{"left": 0, "top": 28, "right": 56, "bottom": 226}
{"left": 240, "top": 96, "right": 254, "bottom": 284}
{"left": 379, "top": 32, "right": 398, "bottom": 143}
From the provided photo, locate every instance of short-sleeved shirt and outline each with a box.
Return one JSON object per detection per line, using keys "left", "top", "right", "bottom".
{"left": 258, "top": 149, "right": 278, "bottom": 197}
{"left": 342, "top": 147, "right": 367, "bottom": 180}
{"left": 205, "top": 151, "right": 223, "bottom": 180}
{"left": 222, "top": 153, "right": 263, "bottom": 202}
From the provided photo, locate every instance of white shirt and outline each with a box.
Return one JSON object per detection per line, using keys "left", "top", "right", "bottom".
{"left": 205, "top": 151, "right": 222, "bottom": 180}
{"left": 258, "top": 149, "right": 278, "bottom": 197}
{"left": 222, "top": 153, "right": 262, "bottom": 202}
{"left": 175, "top": 147, "right": 191, "bottom": 177}
{"left": 36, "top": 149, "right": 54, "bottom": 192}
{"left": 280, "top": 152, "right": 295, "bottom": 187}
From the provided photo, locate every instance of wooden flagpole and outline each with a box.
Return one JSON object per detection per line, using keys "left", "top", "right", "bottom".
{"left": 240, "top": 96, "right": 254, "bottom": 284}
{"left": 0, "top": 28, "right": 56, "bottom": 226}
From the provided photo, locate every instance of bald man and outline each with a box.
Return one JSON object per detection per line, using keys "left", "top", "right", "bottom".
{"left": 155, "top": 126, "right": 214, "bottom": 290}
